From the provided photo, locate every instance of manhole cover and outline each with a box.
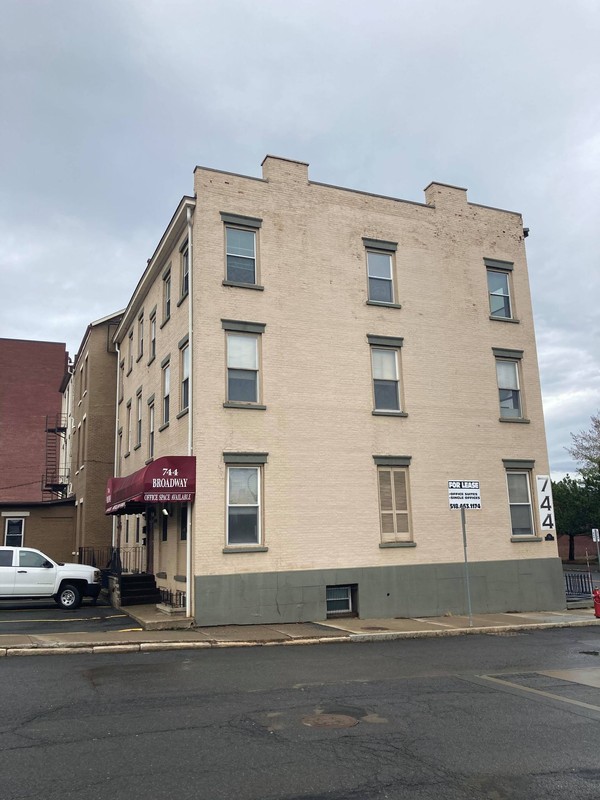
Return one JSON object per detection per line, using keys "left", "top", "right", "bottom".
{"left": 302, "top": 713, "right": 359, "bottom": 729}
{"left": 361, "top": 626, "right": 389, "bottom": 631}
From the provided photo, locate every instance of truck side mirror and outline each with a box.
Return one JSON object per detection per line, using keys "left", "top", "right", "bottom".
{"left": 43, "top": 560, "right": 53, "bottom": 569}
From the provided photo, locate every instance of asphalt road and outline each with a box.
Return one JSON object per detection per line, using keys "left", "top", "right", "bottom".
{"left": 3, "top": 627, "right": 600, "bottom": 800}
{"left": 0, "top": 598, "right": 133, "bottom": 634}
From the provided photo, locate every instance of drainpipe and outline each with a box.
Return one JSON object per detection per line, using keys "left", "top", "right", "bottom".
{"left": 186, "top": 205, "right": 194, "bottom": 619}
{"left": 112, "top": 341, "right": 121, "bottom": 548}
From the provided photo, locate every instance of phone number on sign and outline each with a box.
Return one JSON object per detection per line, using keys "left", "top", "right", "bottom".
{"left": 450, "top": 503, "right": 481, "bottom": 509}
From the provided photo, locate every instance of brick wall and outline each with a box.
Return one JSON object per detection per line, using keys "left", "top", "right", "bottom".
{"left": 0, "top": 339, "right": 67, "bottom": 502}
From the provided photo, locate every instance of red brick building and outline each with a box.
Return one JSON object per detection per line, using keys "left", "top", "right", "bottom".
{"left": 0, "top": 338, "right": 69, "bottom": 502}
{"left": 0, "top": 338, "right": 77, "bottom": 560}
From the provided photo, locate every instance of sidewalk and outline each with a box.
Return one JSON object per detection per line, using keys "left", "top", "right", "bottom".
{"left": 1, "top": 606, "right": 598, "bottom": 657}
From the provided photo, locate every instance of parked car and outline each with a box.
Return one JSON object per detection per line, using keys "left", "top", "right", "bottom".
{"left": 0, "top": 547, "right": 101, "bottom": 609}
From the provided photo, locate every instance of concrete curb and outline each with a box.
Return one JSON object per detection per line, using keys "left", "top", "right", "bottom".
{"left": 1, "top": 619, "right": 598, "bottom": 657}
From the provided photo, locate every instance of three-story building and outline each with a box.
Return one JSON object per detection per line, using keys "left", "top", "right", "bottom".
{"left": 107, "top": 155, "right": 563, "bottom": 624}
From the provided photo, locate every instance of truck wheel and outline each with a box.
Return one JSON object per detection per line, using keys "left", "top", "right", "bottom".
{"left": 56, "top": 584, "right": 82, "bottom": 610}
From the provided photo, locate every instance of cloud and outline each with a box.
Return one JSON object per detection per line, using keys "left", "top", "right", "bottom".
{"left": 0, "top": 0, "right": 599, "bottom": 480}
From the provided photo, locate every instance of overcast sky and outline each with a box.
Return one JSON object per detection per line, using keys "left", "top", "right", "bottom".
{"left": 1, "top": 0, "right": 598, "bottom": 478}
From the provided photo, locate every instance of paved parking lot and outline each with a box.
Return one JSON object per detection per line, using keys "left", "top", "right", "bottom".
{"left": 0, "top": 596, "right": 136, "bottom": 635}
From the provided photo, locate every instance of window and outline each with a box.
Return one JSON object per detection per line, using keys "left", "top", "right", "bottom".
{"left": 0, "top": 550, "right": 12, "bottom": 566}
{"left": 180, "top": 504, "right": 188, "bottom": 541}
{"left": 128, "top": 330, "right": 134, "bottom": 373}
{"left": 149, "top": 313, "right": 156, "bottom": 361}
{"left": 181, "top": 344, "right": 190, "bottom": 411}
{"left": 488, "top": 270, "right": 512, "bottom": 318}
{"left": 125, "top": 518, "right": 129, "bottom": 544}
{"left": 506, "top": 471, "right": 534, "bottom": 536}
{"left": 493, "top": 349, "right": 524, "bottom": 419}
{"left": 227, "top": 333, "right": 259, "bottom": 403}
{"left": 148, "top": 402, "right": 155, "bottom": 458}
{"left": 162, "top": 363, "right": 170, "bottom": 424}
{"left": 485, "top": 258, "right": 514, "bottom": 319}
{"left": 226, "top": 227, "right": 256, "bottom": 284}
{"left": 326, "top": 585, "right": 354, "bottom": 617}
{"left": 135, "top": 516, "right": 140, "bottom": 543}
{"left": 161, "top": 513, "right": 168, "bottom": 541}
{"left": 371, "top": 347, "right": 400, "bottom": 411}
{"left": 117, "top": 429, "right": 122, "bottom": 474}
{"left": 227, "top": 466, "right": 260, "bottom": 545}
{"left": 138, "top": 314, "right": 144, "bottom": 358}
{"left": 181, "top": 241, "right": 189, "bottom": 297}
{"left": 364, "top": 239, "right": 398, "bottom": 305}
{"left": 136, "top": 393, "right": 142, "bottom": 447}
{"left": 83, "top": 355, "right": 88, "bottom": 395}
{"left": 377, "top": 466, "right": 412, "bottom": 543}
{"left": 119, "top": 360, "right": 124, "bottom": 402}
{"left": 221, "top": 213, "right": 262, "bottom": 286}
{"left": 163, "top": 270, "right": 171, "bottom": 321}
{"left": 126, "top": 402, "right": 132, "bottom": 454}
{"left": 19, "top": 550, "right": 47, "bottom": 568}
{"left": 80, "top": 416, "right": 87, "bottom": 467}
{"left": 4, "top": 518, "right": 24, "bottom": 546}
{"left": 76, "top": 423, "right": 81, "bottom": 467}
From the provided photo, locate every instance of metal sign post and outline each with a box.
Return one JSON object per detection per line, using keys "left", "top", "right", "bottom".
{"left": 460, "top": 506, "right": 473, "bottom": 628}
{"left": 592, "top": 529, "right": 600, "bottom": 569}
{"left": 448, "top": 480, "right": 481, "bottom": 629}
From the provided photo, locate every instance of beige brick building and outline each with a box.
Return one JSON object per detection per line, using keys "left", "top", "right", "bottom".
{"left": 65, "top": 311, "right": 122, "bottom": 556}
{"left": 108, "top": 155, "right": 563, "bottom": 624}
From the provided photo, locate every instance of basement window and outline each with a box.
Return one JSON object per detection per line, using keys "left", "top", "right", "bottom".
{"left": 326, "top": 584, "right": 357, "bottom": 618}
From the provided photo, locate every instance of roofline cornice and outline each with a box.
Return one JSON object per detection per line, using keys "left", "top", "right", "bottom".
{"left": 115, "top": 197, "right": 195, "bottom": 343}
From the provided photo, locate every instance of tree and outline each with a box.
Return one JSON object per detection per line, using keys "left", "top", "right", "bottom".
{"left": 568, "top": 412, "right": 600, "bottom": 471}
{"left": 553, "top": 472, "right": 600, "bottom": 561}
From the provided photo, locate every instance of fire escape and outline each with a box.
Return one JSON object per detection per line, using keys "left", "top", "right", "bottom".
{"left": 43, "top": 414, "right": 69, "bottom": 499}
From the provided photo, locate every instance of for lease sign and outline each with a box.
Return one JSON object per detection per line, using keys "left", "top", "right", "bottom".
{"left": 448, "top": 480, "right": 481, "bottom": 510}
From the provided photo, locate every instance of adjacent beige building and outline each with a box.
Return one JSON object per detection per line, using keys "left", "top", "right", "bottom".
{"left": 108, "top": 155, "right": 563, "bottom": 624}
{"left": 64, "top": 311, "right": 122, "bottom": 558}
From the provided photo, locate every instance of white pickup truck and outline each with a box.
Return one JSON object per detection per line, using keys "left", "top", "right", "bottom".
{"left": 0, "top": 547, "right": 101, "bottom": 609}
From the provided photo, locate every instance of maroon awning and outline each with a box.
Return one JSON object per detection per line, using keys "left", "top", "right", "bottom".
{"left": 105, "top": 456, "right": 196, "bottom": 515}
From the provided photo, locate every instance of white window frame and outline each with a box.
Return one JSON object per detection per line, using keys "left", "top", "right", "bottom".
{"left": 138, "top": 313, "right": 144, "bottom": 358}
{"left": 4, "top": 517, "right": 24, "bottom": 546}
{"left": 371, "top": 347, "right": 401, "bottom": 412}
{"left": 149, "top": 314, "right": 156, "bottom": 361}
{"left": 226, "top": 465, "right": 261, "bottom": 546}
{"left": 226, "top": 332, "right": 259, "bottom": 404}
{"left": 326, "top": 585, "right": 353, "bottom": 616}
{"left": 180, "top": 344, "right": 190, "bottom": 411}
{"left": 181, "top": 242, "right": 189, "bottom": 297}
{"left": 366, "top": 249, "right": 395, "bottom": 304}
{"left": 119, "top": 360, "right": 124, "bottom": 402}
{"left": 136, "top": 393, "right": 142, "bottom": 447}
{"left": 126, "top": 402, "right": 132, "bottom": 454}
{"left": 225, "top": 226, "right": 256, "bottom": 285}
{"left": 163, "top": 270, "right": 171, "bottom": 321}
{"left": 148, "top": 403, "right": 155, "bottom": 458}
{"left": 506, "top": 470, "right": 535, "bottom": 537}
{"left": 496, "top": 358, "right": 522, "bottom": 419}
{"left": 128, "top": 330, "right": 134, "bottom": 373}
{"left": 162, "top": 363, "right": 170, "bottom": 424}
{"left": 487, "top": 268, "right": 513, "bottom": 319}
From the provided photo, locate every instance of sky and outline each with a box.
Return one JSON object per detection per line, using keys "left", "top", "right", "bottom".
{"left": 1, "top": 0, "right": 598, "bottom": 478}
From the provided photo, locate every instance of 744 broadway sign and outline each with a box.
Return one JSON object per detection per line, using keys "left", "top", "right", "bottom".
{"left": 535, "top": 475, "right": 555, "bottom": 531}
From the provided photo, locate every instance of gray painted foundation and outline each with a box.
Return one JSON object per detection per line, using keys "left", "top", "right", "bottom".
{"left": 194, "top": 558, "right": 565, "bottom": 626}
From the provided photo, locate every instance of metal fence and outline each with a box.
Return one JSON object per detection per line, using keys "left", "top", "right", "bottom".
{"left": 159, "top": 588, "right": 186, "bottom": 609}
{"left": 78, "top": 546, "right": 147, "bottom": 575}
{"left": 564, "top": 570, "right": 593, "bottom": 600}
